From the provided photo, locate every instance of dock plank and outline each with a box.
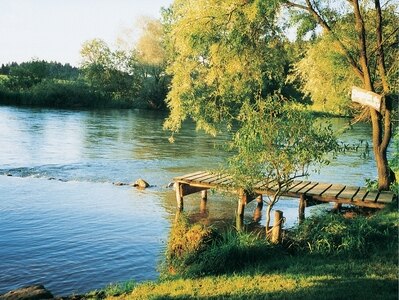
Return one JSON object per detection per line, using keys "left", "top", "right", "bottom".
{"left": 174, "top": 171, "right": 205, "bottom": 181}
{"left": 338, "top": 186, "right": 360, "bottom": 200}
{"left": 322, "top": 184, "right": 346, "bottom": 198}
{"left": 363, "top": 191, "right": 379, "bottom": 202}
{"left": 377, "top": 191, "right": 395, "bottom": 203}
{"left": 352, "top": 188, "right": 368, "bottom": 201}
{"left": 283, "top": 181, "right": 303, "bottom": 192}
{"left": 254, "top": 179, "right": 269, "bottom": 189}
{"left": 305, "top": 183, "right": 333, "bottom": 196}
{"left": 258, "top": 179, "right": 277, "bottom": 190}
{"left": 187, "top": 172, "right": 215, "bottom": 182}
{"left": 198, "top": 173, "right": 222, "bottom": 184}
{"left": 213, "top": 175, "right": 233, "bottom": 185}
{"left": 205, "top": 173, "right": 230, "bottom": 184}
{"left": 287, "top": 181, "right": 312, "bottom": 194}
{"left": 301, "top": 182, "right": 319, "bottom": 194}
{"left": 180, "top": 171, "right": 210, "bottom": 181}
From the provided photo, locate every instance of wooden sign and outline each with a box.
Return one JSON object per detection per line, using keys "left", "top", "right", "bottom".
{"left": 351, "top": 86, "right": 381, "bottom": 112}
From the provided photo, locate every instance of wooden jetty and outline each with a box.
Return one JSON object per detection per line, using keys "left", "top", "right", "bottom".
{"left": 173, "top": 171, "right": 397, "bottom": 223}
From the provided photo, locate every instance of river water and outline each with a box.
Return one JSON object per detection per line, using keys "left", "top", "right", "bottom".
{"left": 0, "top": 106, "right": 381, "bottom": 295}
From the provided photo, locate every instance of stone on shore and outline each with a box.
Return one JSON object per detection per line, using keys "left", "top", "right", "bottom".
{"left": 0, "top": 285, "right": 53, "bottom": 300}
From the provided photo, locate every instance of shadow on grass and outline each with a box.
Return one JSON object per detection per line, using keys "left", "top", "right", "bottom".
{"left": 149, "top": 278, "right": 398, "bottom": 300}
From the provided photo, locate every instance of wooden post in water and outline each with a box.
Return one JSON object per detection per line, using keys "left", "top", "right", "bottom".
{"left": 271, "top": 210, "right": 283, "bottom": 244}
{"left": 175, "top": 183, "right": 184, "bottom": 211}
{"left": 253, "top": 195, "right": 263, "bottom": 222}
{"left": 237, "top": 189, "right": 247, "bottom": 218}
{"left": 236, "top": 189, "right": 247, "bottom": 231}
{"left": 298, "top": 194, "right": 307, "bottom": 224}
{"left": 333, "top": 202, "right": 342, "bottom": 212}
{"left": 200, "top": 190, "right": 207, "bottom": 213}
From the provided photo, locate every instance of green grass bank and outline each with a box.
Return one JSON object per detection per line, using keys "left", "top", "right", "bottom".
{"left": 84, "top": 206, "right": 398, "bottom": 300}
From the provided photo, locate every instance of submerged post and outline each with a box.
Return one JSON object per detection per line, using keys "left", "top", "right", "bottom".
{"left": 299, "top": 194, "right": 307, "bottom": 224}
{"left": 271, "top": 210, "right": 283, "bottom": 244}
{"left": 175, "top": 182, "right": 184, "bottom": 211}
{"left": 236, "top": 189, "right": 247, "bottom": 231}
{"left": 333, "top": 202, "right": 342, "bottom": 212}
{"left": 237, "top": 189, "right": 247, "bottom": 218}
{"left": 200, "top": 190, "right": 208, "bottom": 213}
{"left": 253, "top": 195, "right": 263, "bottom": 222}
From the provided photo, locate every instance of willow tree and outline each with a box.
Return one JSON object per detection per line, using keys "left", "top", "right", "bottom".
{"left": 136, "top": 17, "right": 169, "bottom": 108}
{"left": 164, "top": 0, "right": 338, "bottom": 231}
{"left": 80, "top": 39, "right": 141, "bottom": 101}
{"left": 285, "top": 0, "right": 398, "bottom": 190}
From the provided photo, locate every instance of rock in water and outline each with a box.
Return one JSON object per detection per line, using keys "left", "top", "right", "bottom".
{"left": 0, "top": 285, "right": 53, "bottom": 300}
{"left": 131, "top": 178, "right": 150, "bottom": 188}
{"left": 113, "top": 181, "right": 128, "bottom": 186}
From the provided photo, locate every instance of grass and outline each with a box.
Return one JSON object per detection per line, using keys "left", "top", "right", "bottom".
{"left": 89, "top": 208, "right": 398, "bottom": 300}
{"left": 108, "top": 256, "right": 398, "bottom": 299}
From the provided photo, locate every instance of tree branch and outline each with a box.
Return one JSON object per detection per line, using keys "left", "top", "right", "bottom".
{"left": 283, "top": 0, "right": 365, "bottom": 82}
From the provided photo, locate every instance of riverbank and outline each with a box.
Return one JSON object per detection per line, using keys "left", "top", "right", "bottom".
{"left": 1, "top": 208, "right": 397, "bottom": 299}
{"left": 93, "top": 208, "right": 399, "bottom": 299}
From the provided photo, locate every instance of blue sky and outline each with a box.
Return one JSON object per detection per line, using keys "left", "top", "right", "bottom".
{"left": 0, "top": 0, "right": 173, "bottom": 66}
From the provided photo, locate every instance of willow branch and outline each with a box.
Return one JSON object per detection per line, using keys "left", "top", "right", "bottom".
{"left": 284, "top": 0, "right": 364, "bottom": 82}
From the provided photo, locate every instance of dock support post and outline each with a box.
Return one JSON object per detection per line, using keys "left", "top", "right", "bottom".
{"left": 236, "top": 190, "right": 247, "bottom": 231}
{"left": 299, "top": 194, "right": 306, "bottom": 224}
{"left": 200, "top": 190, "right": 207, "bottom": 213}
{"left": 272, "top": 210, "right": 283, "bottom": 244}
{"left": 333, "top": 202, "right": 342, "bottom": 212}
{"left": 237, "top": 190, "right": 247, "bottom": 218}
{"left": 253, "top": 195, "right": 263, "bottom": 222}
{"left": 175, "top": 183, "right": 184, "bottom": 211}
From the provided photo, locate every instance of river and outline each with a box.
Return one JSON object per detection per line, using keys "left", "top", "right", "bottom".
{"left": 0, "top": 106, "right": 380, "bottom": 295}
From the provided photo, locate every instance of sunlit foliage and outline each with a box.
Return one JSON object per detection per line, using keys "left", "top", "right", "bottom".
{"left": 164, "top": 0, "right": 286, "bottom": 135}
{"left": 290, "top": 2, "right": 399, "bottom": 115}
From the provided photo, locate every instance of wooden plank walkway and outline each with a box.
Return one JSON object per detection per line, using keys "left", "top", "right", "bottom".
{"left": 173, "top": 171, "right": 397, "bottom": 222}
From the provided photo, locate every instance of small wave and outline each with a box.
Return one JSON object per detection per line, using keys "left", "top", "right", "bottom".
{"left": 0, "top": 162, "right": 169, "bottom": 190}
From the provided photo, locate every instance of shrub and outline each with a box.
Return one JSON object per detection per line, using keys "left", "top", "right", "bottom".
{"left": 163, "top": 214, "right": 216, "bottom": 276}
{"left": 289, "top": 210, "right": 398, "bottom": 256}
{"left": 162, "top": 214, "right": 280, "bottom": 277}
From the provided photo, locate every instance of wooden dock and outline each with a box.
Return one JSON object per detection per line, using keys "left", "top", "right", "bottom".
{"left": 173, "top": 171, "right": 397, "bottom": 222}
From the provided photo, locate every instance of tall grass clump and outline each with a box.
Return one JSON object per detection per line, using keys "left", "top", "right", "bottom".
{"left": 162, "top": 214, "right": 217, "bottom": 277}
{"left": 289, "top": 209, "right": 398, "bottom": 256}
{"left": 162, "top": 214, "right": 279, "bottom": 278}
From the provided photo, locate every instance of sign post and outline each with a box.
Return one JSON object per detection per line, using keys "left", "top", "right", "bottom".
{"left": 351, "top": 86, "right": 382, "bottom": 112}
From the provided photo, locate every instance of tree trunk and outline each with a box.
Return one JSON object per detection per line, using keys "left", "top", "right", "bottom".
{"left": 287, "top": 0, "right": 394, "bottom": 191}
{"left": 353, "top": 0, "right": 392, "bottom": 190}
{"left": 265, "top": 203, "right": 272, "bottom": 236}
{"left": 374, "top": 0, "right": 393, "bottom": 190}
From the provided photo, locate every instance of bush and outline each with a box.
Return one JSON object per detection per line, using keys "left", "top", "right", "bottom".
{"left": 163, "top": 214, "right": 216, "bottom": 276}
{"left": 289, "top": 210, "right": 398, "bottom": 256}
{"left": 162, "top": 214, "right": 280, "bottom": 278}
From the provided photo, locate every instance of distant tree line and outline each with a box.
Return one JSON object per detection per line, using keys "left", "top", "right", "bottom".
{"left": 0, "top": 58, "right": 168, "bottom": 109}
{"left": 0, "top": 19, "right": 169, "bottom": 109}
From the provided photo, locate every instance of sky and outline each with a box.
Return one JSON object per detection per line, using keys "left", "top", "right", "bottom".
{"left": 0, "top": 0, "right": 173, "bottom": 66}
